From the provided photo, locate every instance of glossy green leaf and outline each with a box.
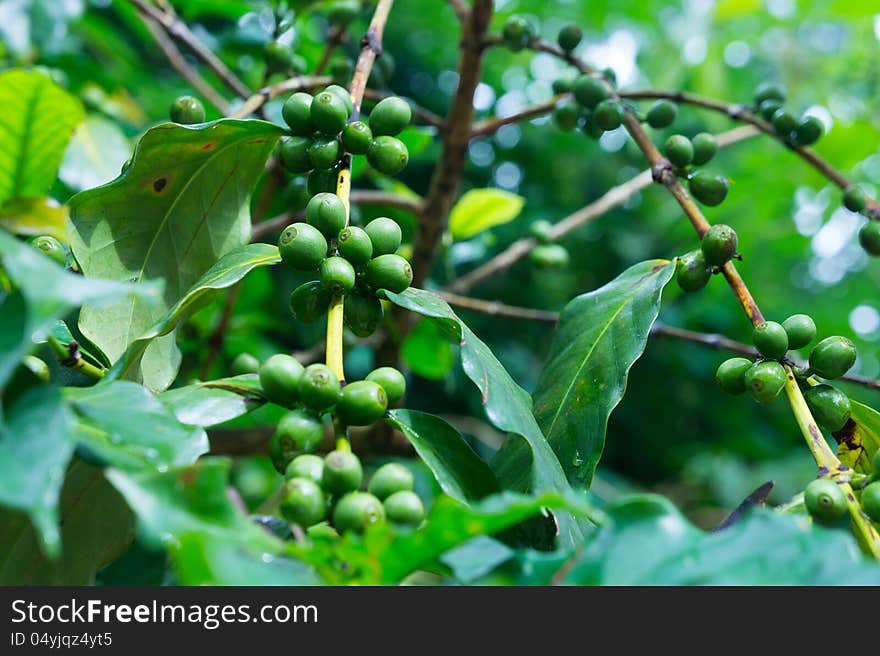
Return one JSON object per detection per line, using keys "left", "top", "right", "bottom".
{"left": 0, "top": 196, "right": 68, "bottom": 241}
{"left": 68, "top": 119, "right": 284, "bottom": 391}
{"left": 0, "top": 460, "right": 134, "bottom": 584}
{"left": 59, "top": 115, "right": 131, "bottom": 192}
{"left": 439, "top": 535, "right": 515, "bottom": 584}
{"left": 533, "top": 260, "right": 675, "bottom": 487}
{"left": 0, "top": 69, "right": 84, "bottom": 205}
{"left": 449, "top": 188, "right": 525, "bottom": 240}
{"left": 835, "top": 400, "right": 880, "bottom": 474}
{"left": 107, "top": 243, "right": 281, "bottom": 390}
{"left": 160, "top": 375, "right": 265, "bottom": 427}
{"left": 386, "top": 409, "right": 499, "bottom": 502}
{"left": 400, "top": 318, "right": 455, "bottom": 380}
{"left": 384, "top": 288, "right": 586, "bottom": 548}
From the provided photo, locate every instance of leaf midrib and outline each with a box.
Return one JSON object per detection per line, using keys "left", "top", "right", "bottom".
{"left": 12, "top": 78, "right": 41, "bottom": 197}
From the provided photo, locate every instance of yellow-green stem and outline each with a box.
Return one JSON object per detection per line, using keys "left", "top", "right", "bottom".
{"left": 46, "top": 334, "right": 106, "bottom": 380}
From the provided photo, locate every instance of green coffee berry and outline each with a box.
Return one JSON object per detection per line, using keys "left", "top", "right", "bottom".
{"left": 342, "top": 121, "right": 373, "bottom": 155}
{"left": 862, "top": 482, "right": 880, "bottom": 522}
{"left": 367, "top": 136, "right": 409, "bottom": 175}
{"left": 843, "top": 185, "right": 867, "bottom": 213}
{"left": 664, "top": 134, "right": 694, "bottom": 167}
{"left": 336, "top": 380, "right": 388, "bottom": 426}
{"left": 593, "top": 99, "right": 623, "bottom": 131}
{"left": 383, "top": 490, "right": 424, "bottom": 526}
{"left": 744, "top": 360, "right": 787, "bottom": 404}
{"left": 691, "top": 132, "right": 718, "bottom": 166}
{"left": 688, "top": 171, "right": 729, "bottom": 206}
{"left": 289, "top": 281, "right": 332, "bottom": 323}
{"left": 282, "top": 92, "right": 314, "bottom": 135}
{"left": 364, "top": 217, "right": 402, "bottom": 255}
{"left": 332, "top": 492, "right": 384, "bottom": 533}
{"left": 752, "top": 321, "right": 789, "bottom": 360}
{"left": 553, "top": 100, "right": 580, "bottom": 131}
{"left": 804, "top": 478, "right": 847, "bottom": 523}
{"left": 269, "top": 409, "right": 325, "bottom": 472}
{"left": 319, "top": 256, "right": 356, "bottom": 295}
{"left": 365, "top": 367, "right": 406, "bottom": 404}
{"left": 311, "top": 91, "right": 349, "bottom": 135}
{"left": 782, "top": 314, "right": 816, "bottom": 350}
{"left": 557, "top": 23, "right": 582, "bottom": 52}
{"left": 279, "top": 478, "right": 326, "bottom": 527}
{"left": 337, "top": 225, "right": 373, "bottom": 264}
{"left": 306, "top": 192, "right": 347, "bottom": 239}
{"left": 573, "top": 75, "right": 608, "bottom": 109}
{"left": 676, "top": 250, "right": 711, "bottom": 292}
{"left": 328, "top": 0, "right": 360, "bottom": 26}
{"left": 369, "top": 96, "right": 412, "bottom": 136}
{"left": 754, "top": 82, "right": 786, "bottom": 106}
{"left": 645, "top": 100, "right": 677, "bottom": 129}
{"left": 343, "top": 289, "right": 384, "bottom": 337}
{"left": 264, "top": 40, "right": 297, "bottom": 74}
{"left": 28, "top": 236, "right": 66, "bottom": 265}
{"left": 285, "top": 454, "right": 324, "bottom": 483}
{"left": 282, "top": 177, "right": 311, "bottom": 212}
{"left": 530, "top": 220, "right": 554, "bottom": 244}
{"left": 701, "top": 224, "right": 738, "bottom": 266}
{"left": 858, "top": 221, "right": 880, "bottom": 256}
{"left": 715, "top": 357, "right": 752, "bottom": 395}
{"left": 771, "top": 108, "right": 797, "bottom": 137}
{"left": 792, "top": 116, "right": 823, "bottom": 146}
{"left": 502, "top": 15, "right": 533, "bottom": 52}
{"left": 298, "top": 363, "right": 341, "bottom": 412}
{"left": 580, "top": 112, "right": 606, "bottom": 139}
{"left": 169, "top": 95, "right": 205, "bottom": 124}
{"left": 330, "top": 57, "right": 354, "bottom": 85}
{"left": 368, "top": 463, "right": 414, "bottom": 500}
{"left": 551, "top": 76, "right": 575, "bottom": 94}
{"left": 308, "top": 135, "right": 341, "bottom": 170}
{"left": 279, "top": 136, "right": 313, "bottom": 174}
{"left": 322, "top": 449, "right": 363, "bottom": 495}
{"left": 809, "top": 336, "right": 856, "bottom": 380}
{"left": 259, "top": 354, "right": 305, "bottom": 408}
{"left": 366, "top": 254, "right": 412, "bottom": 293}
{"left": 323, "top": 84, "right": 354, "bottom": 115}
{"left": 278, "top": 222, "right": 328, "bottom": 271}
{"left": 758, "top": 98, "right": 783, "bottom": 121}
{"left": 530, "top": 243, "right": 570, "bottom": 267}
{"left": 804, "top": 384, "right": 851, "bottom": 432}
{"left": 231, "top": 353, "right": 260, "bottom": 375}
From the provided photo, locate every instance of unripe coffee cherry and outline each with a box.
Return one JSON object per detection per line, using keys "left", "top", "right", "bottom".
{"left": 366, "top": 254, "right": 412, "bottom": 293}
{"left": 259, "top": 354, "right": 305, "bottom": 408}
{"left": 804, "top": 384, "right": 851, "bottom": 432}
{"left": 715, "top": 357, "right": 752, "bottom": 395}
{"left": 169, "top": 95, "right": 205, "bottom": 124}
{"left": 269, "top": 409, "right": 325, "bottom": 472}
{"left": 322, "top": 449, "right": 363, "bottom": 495}
{"left": 328, "top": 0, "right": 360, "bottom": 26}
{"left": 278, "top": 222, "right": 327, "bottom": 270}
{"left": 557, "top": 23, "right": 582, "bottom": 52}
{"left": 593, "top": 99, "right": 623, "bottom": 130}
{"left": 365, "top": 367, "right": 406, "bottom": 404}
{"left": 285, "top": 454, "right": 324, "bottom": 483}
{"left": 368, "top": 463, "right": 414, "bottom": 500}
{"left": 308, "top": 135, "right": 341, "bottom": 170}
{"left": 530, "top": 243, "right": 570, "bottom": 268}
{"left": 782, "top": 314, "right": 816, "bottom": 350}
{"left": 792, "top": 116, "right": 823, "bottom": 146}
{"left": 552, "top": 76, "right": 574, "bottom": 94}
{"left": 843, "top": 185, "right": 867, "bottom": 213}
{"left": 383, "top": 490, "right": 425, "bottom": 526}
{"left": 320, "top": 256, "right": 356, "bottom": 295}
{"left": 572, "top": 75, "right": 608, "bottom": 109}
{"left": 231, "top": 352, "right": 260, "bottom": 375}
{"left": 809, "top": 336, "right": 856, "bottom": 379}
{"left": 754, "top": 82, "right": 786, "bottom": 106}
{"left": 744, "top": 360, "right": 786, "bottom": 404}
{"left": 804, "top": 478, "right": 847, "bottom": 523}
{"left": 862, "top": 482, "right": 880, "bottom": 522}
{"left": 369, "top": 96, "right": 412, "bottom": 136}
{"left": 280, "top": 136, "right": 313, "bottom": 174}
{"left": 336, "top": 380, "right": 388, "bottom": 426}
{"left": 337, "top": 226, "right": 373, "bottom": 264}
{"left": 502, "top": 15, "right": 533, "bottom": 52}
{"left": 530, "top": 220, "right": 554, "bottom": 244}
{"left": 343, "top": 289, "right": 384, "bottom": 337}
{"left": 758, "top": 99, "right": 783, "bottom": 121}
{"left": 297, "top": 363, "right": 341, "bottom": 412}
{"left": 691, "top": 132, "right": 718, "bottom": 165}
{"left": 342, "top": 121, "right": 372, "bottom": 155}
{"left": 282, "top": 92, "right": 314, "bottom": 135}
{"left": 664, "top": 135, "right": 694, "bottom": 167}
{"left": 367, "top": 136, "right": 409, "bottom": 175}
{"left": 306, "top": 192, "right": 347, "bottom": 239}
{"left": 676, "top": 250, "right": 711, "bottom": 292}
{"left": 701, "top": 224, "right": 738, "bottom": 266}
{"left": 28, "top": 236, "right": 66, "bottom": 265}
{"left": 645, "top": 100, "right": 676, "bottom": 129}
{"left": 332, "top": 492, "right": 384, "bottom": 533}
{"left": 310, "top": 90, "right": 349, "bottom": 135}
{"left": 279, "top": 478, "right": 326, "bottom": 527}
{"left": 752, "top": 321, "right": 789, "bottom": 359}
{"left": 688, "top": 171, "right": 729, "bottom": 206}
{"left": 264, "top": 40, "right": 298, "bottom": 74}
{"left": 771, "top": 108, "right": 797, "bottom": 137}
{"left": 859, "top": 221, "right": 880, "bottom": 256}
{"left": 289, "top": 281, "right": 332, "bottom": 323}
{"left": 323, "top": 84, "right": 354, "bottom": 115}
{"left": 364, "top": 217, "right": 402, "bottom": 256}
{"left": 552, "top": 101, "right": 580, "bottom": 131}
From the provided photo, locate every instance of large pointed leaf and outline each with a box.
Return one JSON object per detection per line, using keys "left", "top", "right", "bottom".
{"left": 160, "top": 375, "right": 265, "bottom": 427}
{"left": 834, "top": 400, "right": 880, "bottom": 474}
{"left": 0, "top": 69, "right": 84, "bottom": 205}
{"left": 0, "top": 230, "right": 160, "bottom": 387}
{"left": 108, "top": 243, "right": 281, "bottom": 390}
{"left": 533, "top": 260, "right": 675, "bottom": 487}
{"left": 384, "top": 288, "right": 586, "bottom": 548}
{"left": 68, "top": 119, "right": 284, "bottom": 390}
{"left": 386, "top": 409, "right": 499, "bottom": 503}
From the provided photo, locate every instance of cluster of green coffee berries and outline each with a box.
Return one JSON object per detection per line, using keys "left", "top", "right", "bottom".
{"left": 280, "top": 193, "right": 411, "bottom": 336}
{"left": 660, "top": 132, "right": 728, "bottom": 208}
{"left": 280, "top": 85, "right": 411, "bottom": 187}
{"left": 803, "top": 451, "right": 880, "bottom": 526}
{"left": 550, "top": 71, "right": 626, "bottom": 139}
{"left": 676, "top": 223, "right": 738, "bottom": 292}
{"left": 752, "top": 83, "right": 823, "bottom": 148}
{"left": 836, "top": 182, "right": 880, "bottom": 257}
{"left": 716, "top": 315, "right": 857, "bottom": 424}
{"left": 528, "top": 220, "right": 569, "bottom": 268}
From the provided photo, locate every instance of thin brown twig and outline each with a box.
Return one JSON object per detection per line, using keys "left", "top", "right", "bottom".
{"left": 229, "top": 75, "right": 333, "bottom": 119}
{"left": 470, "top": 97, "right": 560, "bottom": 137}
{"left": 447, "top": 0, "right": 469, "bottom": 23}
{"left": 437, "top": 290, "right": 559, "bottom": 322}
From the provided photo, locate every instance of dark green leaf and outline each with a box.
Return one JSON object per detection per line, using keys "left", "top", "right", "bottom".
{"left": 400, "top": 318, "right": 455, "bottom": 380}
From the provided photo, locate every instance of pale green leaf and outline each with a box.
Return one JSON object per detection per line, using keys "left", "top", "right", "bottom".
{"left": 449, "top": 188, "right": 525, "bottom": 240}
{"left": 59, "top": 115, "right": 131, "bottom": 192}
{"left": 0, "top": 196, "right": 69, "bottom": 241}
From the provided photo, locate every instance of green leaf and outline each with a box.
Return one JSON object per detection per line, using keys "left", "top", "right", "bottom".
{"left": 386, "top": 409, "right": 499, "bottom": 502}
{"left": 384, "top": 288, "right": 587, "bottom": 548}
{"left": 0, "top": 230, "right": 160, "bottom": 387}
{"left": 66, "top": 381, "right": 209, "bottom": 472}
{"left": 439, "top": 535, "right": 515, "bottom": 584}
{"left": 400, "top": 318, "right": 455, "bottom": 380}
{"left": 835, "top": 400, "right": 880, "bottom": 474}
{"left": 0, "top": 386, "right": 75, "bottom": 556}
{"left": 0, "top": 69, "right": 84, "bottom": 205}
{"left": 107, "top": 242, "right": 281, "bottom": 390}
{"left": 59, "top": 115, "right": 131, "bottom": 193}
{"left": 68, "top": 119, "right": 284, "bottom": 391}
{"left": 160, "top": 375, "right": 265, "bottom": 427}
{"left": 449, "top": 188, "right": 525, "bottom": 240}
{"left": 561, "top": 495, "right": 880, "bottom": 585}
{"left": 0, "top": 196, "right": 68, "bottom": 241}
{"left": 0, "top": 460, "right": 134, "bottom": 585}
{"left": 532, "top": 260, "right": 675, "bottom": 487}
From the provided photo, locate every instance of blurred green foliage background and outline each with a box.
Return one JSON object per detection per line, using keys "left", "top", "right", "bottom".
{"left": 4, "top": 0, "right": 880, "bottom": 527}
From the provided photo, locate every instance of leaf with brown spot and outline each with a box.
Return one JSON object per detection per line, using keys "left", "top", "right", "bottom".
{"left": 834, "top": 400, "right": 880, "bottom": 474}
